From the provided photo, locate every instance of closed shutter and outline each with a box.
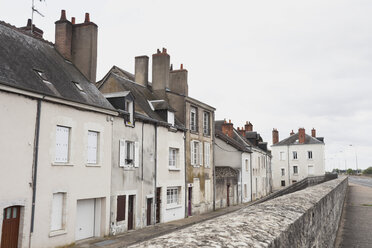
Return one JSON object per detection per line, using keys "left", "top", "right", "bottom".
{"left": 117, "top": 195, "right": 126, "bottom": 221}
{"left": 199, "top": 142, "right": 203, "bottom": 166}
{"left": 55, "top": 126, "right": 69, "bottom": 162}
{"left": 134, "top": 142, "right": 139, "bottom": 167}
{"left": 204, "top": 142, "right": 210, "bottom": 168}
{"left": 205, "top": 179, "right": 211, "bottom": 202}
{"left": 87, "top": 131, "right": 98, "bottom": 164}
{"left": 190, "top": 141, "right": 195, "bottom": 166}
{"left": 119, "top": 140, "right": 126, "bottom": 167}
{"left": 51, "top": 193, "right": 63, "bottom": 231}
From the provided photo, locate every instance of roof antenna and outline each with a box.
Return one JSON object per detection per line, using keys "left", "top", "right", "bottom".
{"left": 31, "top": 0, "right": 45, "bottom": 33}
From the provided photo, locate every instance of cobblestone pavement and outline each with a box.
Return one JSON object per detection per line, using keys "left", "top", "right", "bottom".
{"left": 335, "top": 177, "right": 372, "bottom": 248}
{"left": 73, "top": 203, "right": 247, "bottom": 248}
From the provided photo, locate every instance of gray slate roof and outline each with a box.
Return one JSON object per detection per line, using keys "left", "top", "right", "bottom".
{"left": 215, "top": 120, "right": 251, "bottom": 153}
{"left": 0, "top": 21, "right": 114, "bottom": 111}
{"left": 272, "top": 132, "right": 325, "bottom": 146}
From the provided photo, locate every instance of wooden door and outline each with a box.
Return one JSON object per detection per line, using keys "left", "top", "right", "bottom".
{"left": 128, "top": 195, "right": 134, "bottom": 230}
{"left": 227, "top": 184, "right": 230, "bottom": 207}
{"left": 1, "top": 206, "right": 20, "bottom": 248}
{"left": 146, "top": 198, "right": 152, "bottom": 226}
{"left": 188, "top": 187, "right": 192, "bottom": 216}
{"left": 156, "top": 188, "right": 161, "bottom": 223}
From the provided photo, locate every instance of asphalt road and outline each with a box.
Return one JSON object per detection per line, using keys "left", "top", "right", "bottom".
{"left": 348, "top": 176, "right": 372, "bottom": 188}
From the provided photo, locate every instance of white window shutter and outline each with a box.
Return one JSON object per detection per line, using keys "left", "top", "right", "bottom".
{"left": 199, "top": 142, "right": 203, "bottom": 166}
{"left": 119, "top": 140, "right": 126, "bottom": 167}
{"left": 51, "top": 193, "right": 63, "bottom": 231}
{"left": 191, "top": 141, "right": 195, "bottom": 166}
{"left": 134, "top": 142, "right": 139, "bottom": 167}
{"left": 55, "top": 126, "right": 69, "bottom": 163}
{"left": 87, "top": 131, "right": 98, "bottom": 164}
{"left": 204, "top": 142, "right": 210, "bottom": 168}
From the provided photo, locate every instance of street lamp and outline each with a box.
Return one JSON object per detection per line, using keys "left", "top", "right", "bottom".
{"left": 349, "top": 144, "right": 359, "bottom": 174}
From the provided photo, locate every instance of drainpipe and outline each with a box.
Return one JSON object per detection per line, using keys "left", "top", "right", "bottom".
{"left": 250, "top": 150, "right": 253, "bottom": 201}
{"left": 184, "top": 130, "right": 187, "bottom": 218}
{"left": 141, "top": 121, "right": 144, "bottom": 227}
{"left": 29, "top": 99, "right": 41, "bottom": 247}
{"left": 212, "top": 112, "right": 216, "bottom": 211}
{"left": 153, "top": 123, "right": 157, "bottom": 225}
{"left": 287, "top": 145, "right": 290, "bottom": 185}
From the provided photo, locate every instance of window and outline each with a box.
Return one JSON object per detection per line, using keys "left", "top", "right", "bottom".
{"left": 244, "top": 184, "right": 248, "bottom": 198}
{"left": 168, "top": 111, "right": 175, "bottom": 126}
{"left": 245, "top": 159, "right": 249, "bottom": 172}
{"left": 308, "top": 165, "right": 314, "bottom": 175}
{"left": 280, "top": 151, "right": 286, "bottom": 161}
{"left": 125, "top": 100, "right": 134, "bottom": 125}
{"left": 281, "top": 168, "right": 285, "bottom": 176}
{"left": 55, "top": 126, "right": 70, "bottom": 163}
{"left": 51, "top": 193, "right": 65, "bottom": 231}
{"left": 167, "top": 187, "right": 179, "bottom": 205}
{"left": 205, "top": 179, "right": 211, "bottom": 202}
{"left": 204, "top": 142, "right": 210, "bottom": 168}
{"left": 293, "top": 151, "right": 298, "bottom": 160}
{"left": 281, "top": 180, "right": 286, "bottom": 187}
{"left": 169, "top": 148, "right": 178, "bottom": 168}
{"left": 293, "top": 166, "right": 298, "bottom": 175}
{"left": 87, "top": 131, "right": 98, "bottom": 164}
{"left": 191, "top": 141, "right": 202, "bottom": 166}
{"left": 203, "top": 111, "right": 210, "bottom": 135}
{"left": 119, "top": 140, "right": 139, "bottom": 167}
{"left": 190, "top": 107, "right": 197, "bottom": 132}
{"left": 116, "top": 195, "right": 126, "bottom": 221}
{"left": 308, "top": 151, "right": 313, "bottom": 159}
{"left": 292, "top": 180, "right": 297, "bottom": 183}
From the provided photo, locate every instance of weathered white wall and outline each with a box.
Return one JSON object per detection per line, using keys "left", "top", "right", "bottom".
{"left": 0, "top": 91, "right": 36, "bottom": 248}
{"left": 31, "top": 101, "right": 112, "bottom": 248}
{"left": 156, "top": 127, "right": 185, "bottom": 223}
{"left": 241, "top": 153, "right": 252, "bottom": 203}
{"left": 251, "top": 148, "right": 270, "bottom": 200}
{"left": 271, "top": 143, "right": 325, "bottom": 190}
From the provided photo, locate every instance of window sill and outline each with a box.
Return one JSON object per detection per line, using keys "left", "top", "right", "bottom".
{"left": 169, "top": 168, "right": 181, "bottom": 171}
{"left": 86, "top": 164, "right": 101, "bottom": 167}
{"left": 51, "top": 163, "right": 74, "bottom": 167}
{"left": 49, "top": 229, "right": 67, "bottom": 237}
{"left": 203, "top": 133, "right": 211, "bottom": 138}
{"left": 190, "top": 130, "right": 199, "bottom": 135}
{"left": 123, "top": 167, "right": 137, "bottom": 171}
{"left": 166, "top": 204, "right": 183, "bottom": 210}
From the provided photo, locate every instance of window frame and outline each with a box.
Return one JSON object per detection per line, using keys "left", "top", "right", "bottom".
{"left": 281, "top": 180, "right": 286, "bottom": 187}
{"left": 166, "top": 187, "right": 180, "bottom": 206}
{"left": 280, "top": 151, "right": 286, "bottom": 161}
{"left": 55, "top": 125, "right": 71, "bottom": 163}
{"left": 169, "top": 148, "right": 179, "bottom": 169}
{"left": 50, "top": 192, "right": 66, "bottom": 232}
{"left": 293, "top": 165, "right": 298, "bottom": 175}
{"left": 125, "top": 99, "right": 134, "bottom": 126}
{"left": 87, "top": 130, "right": 99, "bottom": 165}
{"left": 293, "top": 151, "right": 298, "bottom": 160}
{"left": 190, "top": 106, "right": 197, "bottom": 132}
{"left": 308, "top": 151, "right": 313, "bottom": 160}
{"left": 203, "top": 111, "right": 210, "bottom": 136}
{"left": 281, "top": 168, "right": 285, "bottom": 176}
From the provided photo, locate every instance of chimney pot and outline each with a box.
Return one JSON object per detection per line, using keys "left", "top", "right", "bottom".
{"left": 290, "top": 130, "right": 294, "bottom": 135}
{"left": 71, "top": 17, "right": 75, "bottom": 24}
{"left": 157, "top": 49, "right": 161, "bottom": 54}
{"left": 84, "top": 13, "right": 90, "bottom": 23}
{"left": 229, "top": 119, "right": 231, "bottom": 123}
{"left": 222, "top": 119, "right": 234, "bottom": 138}
{"left": 245, "top": 121, "right": 253, "bottom": 132}
{"left": 180, "top": 64, "right": 183, "bottom": 70}
{"left": 60, "top": 10, "right": 67, "bottom": 21}
{"left": 27, "top": 19, "right": 32, "bottom": 27}
{"left": 162, "top": 48, "right": 167, "bottom": 54}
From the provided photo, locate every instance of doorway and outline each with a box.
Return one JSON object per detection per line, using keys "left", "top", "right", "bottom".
{"left": 156, "top": 188, "right": 161, "bottom": 223}
{"left": 188, "top": 187, "right": 192, "bottom": 216}
{"left": 1, "top": 206, "right": 20, "bottom": 248}
{"left": 147, "top": 198, "right": 152, "bottom": 226}
{"left": 227, "top": 184, "right": 230, "bottom": 207}
{"left": 128, "top": 195, "right": 135, "bottom": 230}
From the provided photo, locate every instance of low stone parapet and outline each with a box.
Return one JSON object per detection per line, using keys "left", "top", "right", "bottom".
{"left": 130, "top": 177, "right": 348, "bottom": 247}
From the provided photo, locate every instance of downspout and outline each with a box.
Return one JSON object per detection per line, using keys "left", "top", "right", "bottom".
{"left": 212, "top": 112, "right": 216, "bottom": 211}
{"left": 141, "top": 122, "right": 144, "bottom": 180}
{"left": 250, "top": 150, "right": 253, "bottom": 201}
{"left": 184, "top": 130, "right": 187, "bottom": 218}
{"left": 240, "top": 152, "right": 243, "bottom": 204}
{"left": 153, "top": 123, "right": 157, "bottom": 225}
{"left": 29, "top": 99, "right": 41, "bottom": 247}
{"left": 287, "top": 145, "right": 290, "bottom": 185}
{"left": 141, "top": 121, "right": 144, "bottom": 227}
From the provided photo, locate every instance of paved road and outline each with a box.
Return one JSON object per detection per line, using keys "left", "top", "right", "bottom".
{"left": 335, "top": 176, "right": 372, "bottom": 248}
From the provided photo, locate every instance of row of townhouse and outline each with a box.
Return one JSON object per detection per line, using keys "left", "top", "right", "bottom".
{"left": 0, "top": 11, "right": 272, "bottom": 248}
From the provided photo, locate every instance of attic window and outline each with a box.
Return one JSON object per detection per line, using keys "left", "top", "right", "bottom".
{"left": 73, "top": 82, "right": 84, "bottom": 92}
{"left": 34, "top": 69, "right": 51, "bottom": 84}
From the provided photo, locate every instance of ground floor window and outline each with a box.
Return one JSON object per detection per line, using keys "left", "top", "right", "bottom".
{"left": 281, "top": 180, "right": 286, "bottom": 187}
{"left": 116, "top": 195, "right": 126, "bottom": 222}
{"left": 167, "top": 187, "right": 180, "bottom": 206}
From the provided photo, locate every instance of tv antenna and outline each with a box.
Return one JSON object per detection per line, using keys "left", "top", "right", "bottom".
{"left": 31, "top": 0, "right": 45, "bottom": 33}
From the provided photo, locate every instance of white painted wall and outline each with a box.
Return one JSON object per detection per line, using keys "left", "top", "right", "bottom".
{"left": 271, "top": 143, "right": 325, "bottom": 190}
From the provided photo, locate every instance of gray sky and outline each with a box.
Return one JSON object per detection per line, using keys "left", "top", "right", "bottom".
{"left": 1, "top": 0, "right": 371, "bottom": 170}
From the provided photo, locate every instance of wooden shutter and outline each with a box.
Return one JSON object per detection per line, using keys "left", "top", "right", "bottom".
{"left": 87, "top": 131, "right": 98, "bottom": 164}
{"left": 134, "top": 142, "right": 139, "bottom": 167}
{"left": 199, "top": 142, "right": 203, "bottom": 166}
{"left": 119, "top": 140, "right": 126, "bottom": 167}
{"left": 190, "top": 141, "right": 195, "bottom": 166}
{"left": 55, "top": 126, "right": 69, "bottom": 163}
{"left": 116, "top": 195, "right": 126, "bottom": 221}
{"left": 204, "top": 142, "right": 210, "bottom": 168}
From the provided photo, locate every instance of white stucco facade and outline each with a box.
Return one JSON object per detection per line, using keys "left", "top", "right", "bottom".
{"left": 271, "top": 143, "right": 325, "bottom": 190}
{"left": 251, "top": 148, "right": 271, "bottom": 200}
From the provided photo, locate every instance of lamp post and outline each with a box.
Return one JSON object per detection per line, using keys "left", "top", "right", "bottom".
{"left": 349, "top": 144, "right": 359, "bottom": 174}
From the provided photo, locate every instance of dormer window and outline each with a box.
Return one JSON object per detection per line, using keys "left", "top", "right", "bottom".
{"left": 125, "top": 99, "right": 134, "bottom": 125}
{"left": 103, "top": 91, "right": 135, "bottom": 126}
{"left": 168, "top": 111, "right": 175, "bottom": 126}
{"left": 72, "top": 81, "right": 84, "bottom": 92}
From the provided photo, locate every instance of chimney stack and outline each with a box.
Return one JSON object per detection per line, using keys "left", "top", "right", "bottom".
{"left": 135, "top": 56, "right": 149, "bottom": 87}
{"left": 222, "top": 119, "right": 234, "bottom": 138}
{"left": 55, "top": 10, "right": 98, "bottom": 82}
{"left": 290, "top": 130, "right": 294, "bottom": 136}
{"left": 152, "top": 48, "right": 170, "bottom": 92}
{"left": 19, "top": 19, "right": 44, "bottom": 38}
{"left": 272, "top": 128, "right": 279, "bottom": 144}
{"left": 237, "top": 127, "right": 245, "bottom": 137}
{"left": 169, "top": 63, "right": 188, "bottom": 96}
{"left": 245, "top": 121, "right": 253, "bottom": 132}
{"left": 298, "top": 128, "right": 306, "bottom": 144}
{"left": 311, "top": 128, "right": 316, "bottom": 138}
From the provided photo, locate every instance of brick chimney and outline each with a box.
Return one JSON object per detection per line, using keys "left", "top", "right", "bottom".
{"left": 290, "top": 130, "right": 295, "bottom": 136}
{"left": 152, "top": 48, "right": 170, "bottom": 92}
{"left": 55, "top": 10, "right": 98, "bottom": 82}
{"left": 272, "top": 128, "right": 279, "bottom": 145}
{"left": 237, "top": 127, "right": 245, "bottom": 137}
{"left": 311, "top": 128, "right": 316, "bottom": 137}
{"left": 222, "top": 119, "right": 234, "bottom": 138}
{"left": 19, "top": 19, "right": 44, "bottom": 38}
{"left": 135, "top": 56, "right": 149, "bottom": 87}
{"left": 298, "top": 128, "right": 306, "bottom": 144}
{"left": 245, "top": 121, "right": 253, "bottom": 132}
{"left": 169, "top": 64, "right": 188, "bottom": 96}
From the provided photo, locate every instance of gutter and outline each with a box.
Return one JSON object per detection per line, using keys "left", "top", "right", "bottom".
{"left": 29, "top": 99, "right": 41, "bottom": 247}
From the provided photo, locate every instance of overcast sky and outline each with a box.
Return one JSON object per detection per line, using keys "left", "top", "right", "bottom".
{"left": 1, "top": 0, "right": 371, "bottom": 170}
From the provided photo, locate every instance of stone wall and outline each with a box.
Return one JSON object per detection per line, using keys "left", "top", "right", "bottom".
{"left": 130, "top": 177, "right": 347, "bottom": 247}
